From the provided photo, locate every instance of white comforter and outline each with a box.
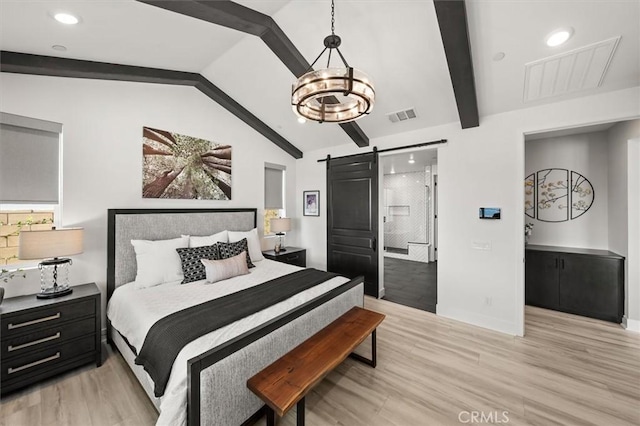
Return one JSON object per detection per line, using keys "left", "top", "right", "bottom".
{"left": 107, "top": 259, "right": 349, "bottom": 426}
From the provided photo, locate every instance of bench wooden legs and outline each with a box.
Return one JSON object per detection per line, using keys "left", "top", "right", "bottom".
{"left": 348, "top": 329, "right": 377, "bottom": 368}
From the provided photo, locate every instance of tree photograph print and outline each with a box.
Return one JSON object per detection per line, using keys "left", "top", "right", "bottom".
{"left": 142, "top": 127, "right": 231, "bottom": 200}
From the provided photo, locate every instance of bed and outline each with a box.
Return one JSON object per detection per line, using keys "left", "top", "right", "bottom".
{"left": 106, "top": 208, "right": 364, "bottom": 426}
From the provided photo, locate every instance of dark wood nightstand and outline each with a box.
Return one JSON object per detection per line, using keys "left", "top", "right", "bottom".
{"left": 263, "top": 247, "right": 307, "bottom": 268}
{"left": 0, "top": 282, "right": 101, "bottom": 396}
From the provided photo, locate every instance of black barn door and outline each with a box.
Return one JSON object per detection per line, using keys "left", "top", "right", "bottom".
{"left": 327, "top": 152, "right": 379, "bottom": 296}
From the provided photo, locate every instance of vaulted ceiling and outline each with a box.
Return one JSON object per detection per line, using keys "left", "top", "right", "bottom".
{"left": 1, "top": 0, "right": 638, "bottom": 157}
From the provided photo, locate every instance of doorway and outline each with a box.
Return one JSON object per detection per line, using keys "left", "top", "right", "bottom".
{"left": 379, "top": 149, "right": 438, "bottom": 312}
{"left": 523, "top": 118, "right": 639, "bottom": 332}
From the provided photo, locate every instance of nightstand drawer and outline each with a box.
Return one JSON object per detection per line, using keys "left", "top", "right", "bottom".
{"left": 1, "top": 317, "right": 96, "bottom": 360}
{"left": 279, "top": 252, "right": 306, "bottom": 267}
{"left": 1, "top": 299, "right": 95, "bottom": 339}
{"left": 1, "top": 335, "right": 95, "bottom": 382}
{"left": 263, "top": 247, "right": 307, "bottom": 267}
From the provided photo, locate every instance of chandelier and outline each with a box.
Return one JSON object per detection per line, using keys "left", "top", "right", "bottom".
{"left": 291, "top": 0, "right": 375, "bottom": 124}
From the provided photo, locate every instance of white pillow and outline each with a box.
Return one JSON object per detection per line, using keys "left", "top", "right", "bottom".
{"left": 228, "top": 228, "right": 264, "bottom": 261}
{"left": 190, "top": 230, "right": 228, "bottom": 248}
{"left": 201, "top": 251, "right": 249, "bottom": 284}
{"left": 131, "top": 236, "right": 189, "bottom": 289}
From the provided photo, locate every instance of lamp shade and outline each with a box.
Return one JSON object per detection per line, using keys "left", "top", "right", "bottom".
{"left": 19, "top": 228, "right": 84, "bottom": 260}
{"left": 270, "top": 218, "right": 291, "bottom": 234}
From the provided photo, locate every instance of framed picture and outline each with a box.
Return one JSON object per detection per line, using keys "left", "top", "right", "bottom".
{"left": 303, "top": 190, "right": 320, "bottom": 216}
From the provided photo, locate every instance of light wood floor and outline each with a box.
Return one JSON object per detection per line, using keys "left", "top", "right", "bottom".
{"left": 1, "top": 298, "right": 639, "bottom": 426}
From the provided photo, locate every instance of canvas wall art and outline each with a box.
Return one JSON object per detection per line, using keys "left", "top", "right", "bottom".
{"left": 142, "top": 127, "right": 231, "bottom": 200}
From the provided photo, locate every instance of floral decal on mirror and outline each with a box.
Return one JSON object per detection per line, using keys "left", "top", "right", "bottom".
{"left": 571, "top": 171, "right": 594, "bottom": 219}
{"left": 524, "top": 168, "right": 594, "bottom": 222}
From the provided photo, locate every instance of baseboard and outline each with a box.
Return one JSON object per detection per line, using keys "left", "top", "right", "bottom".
{"left": 623, "top": 316, "right": 640, "bottom": 333}
{"left": 436, "top": 304, "right": 521, "bottom": 336}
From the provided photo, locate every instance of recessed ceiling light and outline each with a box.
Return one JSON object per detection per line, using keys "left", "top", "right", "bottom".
{"left": 54, "top": 13, "right": 79, "bottom": 25}
{"left": 52, "top": 45, "right": 67, "bottom": 52}
{"left": 408, "top": 154, "right": 415, "bottom": 164}
{"left": 297, "top": 117, "right": 306, "bottom": 124}
{"left": 390, "top": 168, "right": 395, "bottom": 174}
{"left": 546, "top": 27, "right": 573, "bottom": 47}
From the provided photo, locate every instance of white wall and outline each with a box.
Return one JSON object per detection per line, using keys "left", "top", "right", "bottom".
{"left": 525, "top": 132, "right": 609, "bottom": 248}
{"left": 296, "top": 86, "right": 640, "bottom": 336}
{"left": 607, "top": 120, "right": 640, "bottom": 331}
{"left": 0, "top": 73, "right": 299, "bottom": 325}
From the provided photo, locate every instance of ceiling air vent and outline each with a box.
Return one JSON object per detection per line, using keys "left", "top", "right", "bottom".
{"left": 523, "top": 36, "right": 620, "bottom": 103}
{"left": 387, "top": 108, "right": 417, "bottom": 123}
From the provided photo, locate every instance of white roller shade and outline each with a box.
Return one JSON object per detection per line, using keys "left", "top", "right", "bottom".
{"left": 265, "top": 163, "right": 285, "bottom": 209}
{"left": 0, "top": 113, "right": 61, "bottom": 204}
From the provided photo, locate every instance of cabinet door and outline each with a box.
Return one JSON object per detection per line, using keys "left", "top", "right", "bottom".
{"left": 525, "top": 250, "right": 559, "bottom": 310}
{"left": 559, "top": 254, "right": 623, "bottom": 322}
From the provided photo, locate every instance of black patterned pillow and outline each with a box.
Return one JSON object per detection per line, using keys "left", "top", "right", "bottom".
{"left": 176, "top": 244, "right": 219, "bottom": 283}
{"left": 216, "top": 238, "right": 255, "bottom": 269}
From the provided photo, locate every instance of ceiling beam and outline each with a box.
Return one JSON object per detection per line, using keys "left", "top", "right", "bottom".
{"left": 194, "top": 75, "right": 302, "bottom": 158}
{"left": 0, "top": 51, "right": 302, "bottom": 159}
{"left": 137, "top": 0, "right": 370, "bottom": 148}
{"left": 433, "top": 0, "right": 479, "bottom": 129}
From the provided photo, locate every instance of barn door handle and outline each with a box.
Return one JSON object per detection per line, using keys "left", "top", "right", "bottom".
{"left": 372, "top": 238, "right": 377, "bottom": 251}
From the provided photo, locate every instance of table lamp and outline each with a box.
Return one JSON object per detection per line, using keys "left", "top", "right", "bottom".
{"left": 270, "top": 218, "right": 291, "bottom": 253}
{"left": 19, "top": 228, "right": 84, "bottom": 299}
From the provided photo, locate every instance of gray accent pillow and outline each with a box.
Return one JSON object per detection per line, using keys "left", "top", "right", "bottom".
{"left": 176, "top": 244, "right": 219, "bottom": 283}
{"left": 216, "top": 238, "right": 255, "bottom": 268}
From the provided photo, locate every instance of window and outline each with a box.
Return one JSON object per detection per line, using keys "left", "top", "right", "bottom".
{"left": 0, "top": 112, "right": 61, "bottom": 266}
{"left": 0, "top": 208, "right": 55, "bottom": 266}
{"left": 264, "top": 163, "right": 286, "bottom": 235}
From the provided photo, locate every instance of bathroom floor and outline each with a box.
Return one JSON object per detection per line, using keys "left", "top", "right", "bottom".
{"left": 383, "top": 257, "right": 437, "bottom": 313}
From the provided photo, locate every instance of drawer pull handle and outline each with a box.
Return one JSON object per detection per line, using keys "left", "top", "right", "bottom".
{"left": 8, "top": 332, "right": 61, "bottom": 352}
{"left": 8, "top": 313, "right": 61, "bottom": 330}
{"left": 288, "top": 256, "right": 299, "bottom": 260}
{"left": 8, "top": 352, "right": 60, "bottom": 374}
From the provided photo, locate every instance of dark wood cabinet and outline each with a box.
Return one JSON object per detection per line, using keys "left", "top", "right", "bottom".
{"left": 525, "top": 250, "right": 560, "bottom": 310}
{"left": 263, "top": 247, "right": 307, "bottom": 268}
{"left": 0, "top": 283, "right": 101, "bottom": 395}
{"left": 525, "top": 245, "right": 624, "bottom": 323}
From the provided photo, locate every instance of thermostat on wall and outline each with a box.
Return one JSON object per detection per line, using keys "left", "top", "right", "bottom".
{"left": 479, "top": 207, "right": 501, "bottom": 219}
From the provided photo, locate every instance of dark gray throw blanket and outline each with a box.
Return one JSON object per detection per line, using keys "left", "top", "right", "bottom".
{"left": 135, "top": 268, "right": 338, "bottom": 397}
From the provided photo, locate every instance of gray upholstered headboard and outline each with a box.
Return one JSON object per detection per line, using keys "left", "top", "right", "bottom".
{"left": 107, "top": 208, "right": 257, "bottom": 301}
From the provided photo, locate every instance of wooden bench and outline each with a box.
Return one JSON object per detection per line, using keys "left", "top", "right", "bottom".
{"left": 247, "top": 306, "right": 385, "bottom": 426}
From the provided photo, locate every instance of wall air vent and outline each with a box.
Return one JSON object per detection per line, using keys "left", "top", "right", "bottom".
{"left": 387, "top": 108, "right": 417, "bottom": 123}
{"left": 523, "top": 36, "right": 620, "bottom": 103}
